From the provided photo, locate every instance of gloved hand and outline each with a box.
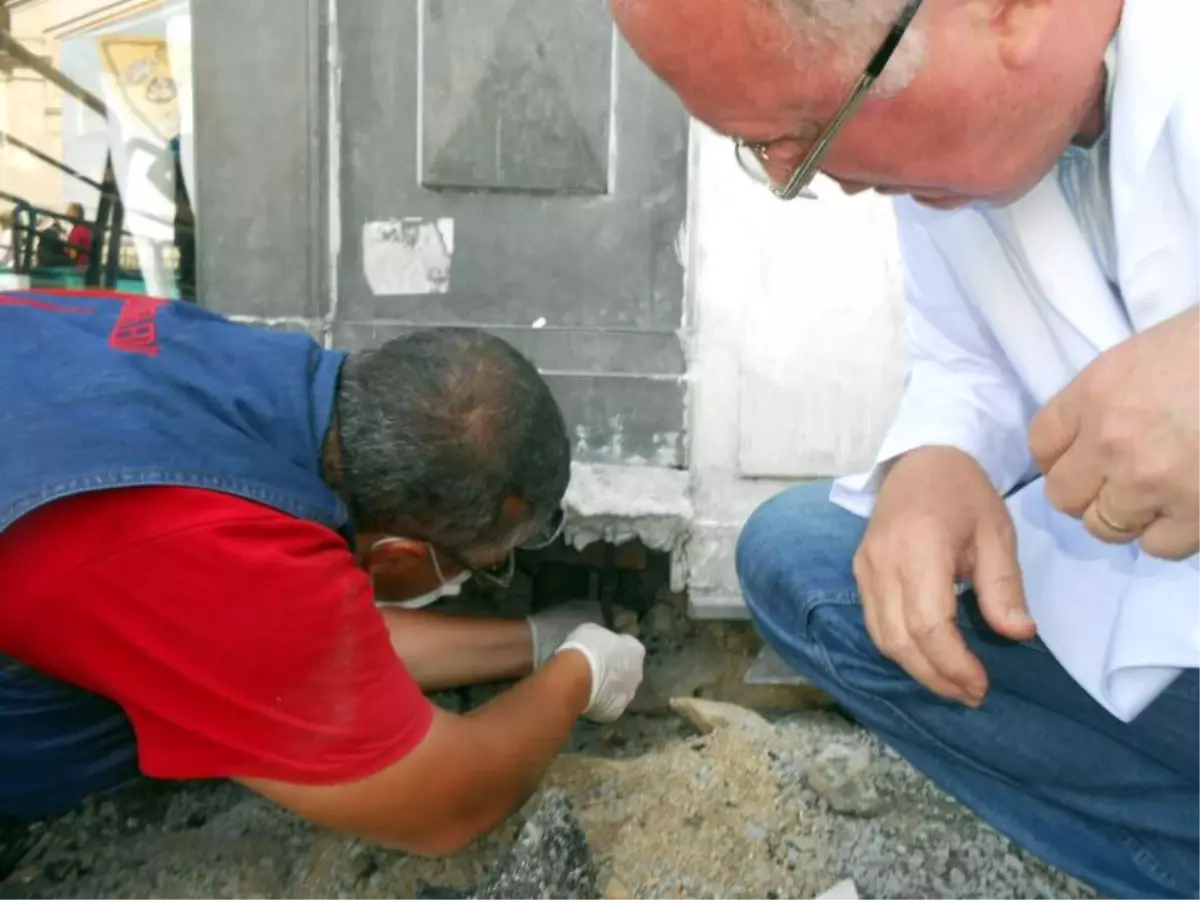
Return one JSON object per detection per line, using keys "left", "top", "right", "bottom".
{"left": 527, "top": 600, "right": 637, "bottom": 669}
{"left": 556, "top": 623, "right": 646, "bottom": 723}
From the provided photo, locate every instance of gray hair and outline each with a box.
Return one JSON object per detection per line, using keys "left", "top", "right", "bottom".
{"left": 769, "top": 0, "right": 925, "bottom": 97}
{"left": 335, "top": 327, "right": 570, "bottom": 552}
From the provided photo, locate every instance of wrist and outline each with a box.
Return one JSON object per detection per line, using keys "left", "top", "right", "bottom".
{"left": 545, "top": 645, "right": 594, "bottom": 716}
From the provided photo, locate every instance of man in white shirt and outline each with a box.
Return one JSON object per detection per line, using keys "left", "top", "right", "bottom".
{"left": 612, "top": 0, "right": 1198, "bottom": 896}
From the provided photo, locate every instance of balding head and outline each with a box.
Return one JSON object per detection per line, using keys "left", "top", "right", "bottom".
{"left": 612, "top": 0, "right": 922, "bottom": 99}
{"left": 611, "top": 0, "right": 1123, "bottom": 208}
{"left": 334, "top": 327, "right": 570, "bottom": 556}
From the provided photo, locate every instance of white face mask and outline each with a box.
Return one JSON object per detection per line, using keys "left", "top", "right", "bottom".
{"left": 368, "top": 536, "right": 471, "bottom": 610}
{"left": 389, "top": 570, "right": 470, "bottom": 609}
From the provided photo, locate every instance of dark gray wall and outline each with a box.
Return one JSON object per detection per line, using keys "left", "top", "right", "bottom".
{"left": 192, "top": 0, "right": 330, "bottom": 321}
{"left": 194, "top": 0, "right": 690, "bottom": 467}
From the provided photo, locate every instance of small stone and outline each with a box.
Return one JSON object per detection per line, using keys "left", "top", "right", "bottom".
{"left": 806, "top": 743, "right": 882, "bottom": 817}
{"left": 602, "top": 730, "right": 628, "bottom": 749}
{"left": 642, "top": 602, "right": 677, "bottom": 637}
{"left": 815, "top": 877, "right": 860, "bottom": 899}
{"left": 472, "top": 789, "right": 600, "bottom": 899}
{"left": 668, "top": 697, "right": 776, "bottom": 739}
{"left": 603, "top": 876, "right": 632, "bottom": 899}
{"left": 612, "top": 608, "right": 641, "bottom": 638}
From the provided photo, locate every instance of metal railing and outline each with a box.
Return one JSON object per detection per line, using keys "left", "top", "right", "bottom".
{"left": 0, "top": 25, "right": 196, "bottom": 299}
{"left": 2, "top": 191, "right": 184, "bottom": 275}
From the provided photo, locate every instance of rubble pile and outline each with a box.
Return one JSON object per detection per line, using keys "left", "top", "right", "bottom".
{"left": 1, "top": 696, "right": 1096, "bottom": 899}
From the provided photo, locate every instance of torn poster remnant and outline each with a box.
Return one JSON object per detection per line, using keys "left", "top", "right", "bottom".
{"left": 362, "top": 217, "right": 455, "bottom": 295}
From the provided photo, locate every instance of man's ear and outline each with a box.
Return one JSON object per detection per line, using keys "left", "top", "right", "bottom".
{"left": 991, "top": 0, "right": 1055, "bottom": 71}
{"left": 502, "top": 495, "right": 528, "bottom": 519}
{"left": 499, "top": 495, "right": 539, "bottom": 546}
{"left": 362, "top": 536, "right": 428, "bottom": 573}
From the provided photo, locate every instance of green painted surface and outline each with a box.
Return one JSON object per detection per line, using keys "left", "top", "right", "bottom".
{"left": 1, "top": 266, "right": 173, "bottom": 297}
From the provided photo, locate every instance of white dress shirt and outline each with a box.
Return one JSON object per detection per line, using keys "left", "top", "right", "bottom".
{"left": 830, "top": 0, "right": 1199, "bottom": 722}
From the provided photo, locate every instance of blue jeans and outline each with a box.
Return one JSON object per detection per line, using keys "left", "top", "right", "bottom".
{"left": 0, "top": 657, "right": 140, "bottom": 823}
{"left": 736, "top": 480, "right": 1199, "bottom": 899}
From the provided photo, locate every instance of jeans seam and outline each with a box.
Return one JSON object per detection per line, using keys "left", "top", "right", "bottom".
{"left": 1124, "top": 834, "right": 1187, "bottom": 895}
{"left": 784, "top": 588, "right": 861, "bottom": 642}
{"left": 799, "top": 613, "right": 1188, "bottom": 897}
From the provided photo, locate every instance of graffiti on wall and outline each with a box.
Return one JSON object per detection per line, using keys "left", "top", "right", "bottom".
{"left": 97, "top": 36, "right": 179, "bottom": 143}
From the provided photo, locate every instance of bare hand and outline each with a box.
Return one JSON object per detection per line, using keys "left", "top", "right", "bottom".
{"left": 1029, "top": 306, "right": 1199, "bottom": 560}
{"left": 854, "top": 446, "right": 1037, "bottom": 706}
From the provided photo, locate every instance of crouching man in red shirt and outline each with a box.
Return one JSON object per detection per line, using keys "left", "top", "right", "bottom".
{"left": 0, "top": 287, "right": 645, "bottom": 857}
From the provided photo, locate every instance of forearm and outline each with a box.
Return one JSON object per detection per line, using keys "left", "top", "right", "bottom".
{"left": 240, "top": 649, "right": 592, "bottom": 856}
{"left": 433, "top": 650, "right": 592, "bottom": 850}
{"left": 380, "top": 608, "right": 533, "bottom": 691}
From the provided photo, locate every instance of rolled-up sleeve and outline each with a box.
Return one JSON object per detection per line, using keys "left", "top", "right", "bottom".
{"left": 831, "top": 200, "right": 1037, "bottom": 517}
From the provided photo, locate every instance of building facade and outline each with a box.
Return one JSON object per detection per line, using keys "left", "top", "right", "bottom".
{"left": 0, "top": 0, "right": 907, "bottom": 616}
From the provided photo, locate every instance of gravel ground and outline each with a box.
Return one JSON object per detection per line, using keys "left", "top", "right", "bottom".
{"left": 0, "top": 702, "right": 1099, "bottom": 899}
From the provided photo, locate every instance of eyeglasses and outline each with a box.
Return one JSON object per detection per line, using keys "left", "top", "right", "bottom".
{"left": 521, "top": 505, "right": 567, "bottom": 552}
{"left": 457, "top": 505, "right": 568, "bottom": 591}
{"left": 734, "top": 0, "right": 924, "bottom": 200}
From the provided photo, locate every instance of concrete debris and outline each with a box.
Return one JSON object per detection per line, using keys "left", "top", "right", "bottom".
{"left": 631, "top": 605, "right": 833, "bottom": 716}
{"left": 1, "top": 705, "right": 1100, "bottom": 900}
{"left": 806, "top": 743, "right": 883, "bottom": 817}
{"left": 471, "top": 790, "right": 599, "bottom": 900}
{"left": 744, "top": 645, "right": 813, "bottom": 687}
{"left": 562, "top": 462, "right": 692, "bottom": 555}
{"left": 815, "top": 877, "right": 860, "bottom": 899}
{"left": 668, "top": 695, "right": 778, "bottom": 740}
{"left": 436, "top": 607, "right": 835, "bottom": 720}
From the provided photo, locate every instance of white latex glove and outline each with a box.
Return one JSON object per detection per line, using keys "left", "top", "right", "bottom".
{"left": 556, "top": 623, "right": 646, "bottom": 723}
{"left": 527, "top": 600, "right": 637, "bottom": 669}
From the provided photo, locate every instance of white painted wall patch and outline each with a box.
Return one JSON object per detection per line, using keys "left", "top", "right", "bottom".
{"left": 362, "top": 217, "right": 455, "bottom": 296}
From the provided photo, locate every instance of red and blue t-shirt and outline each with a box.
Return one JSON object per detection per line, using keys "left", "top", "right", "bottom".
{"left": 0, "top": 486, "right": 433, "bottom": 785}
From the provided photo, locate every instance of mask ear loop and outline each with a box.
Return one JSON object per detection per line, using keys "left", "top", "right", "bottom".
{"left": 371, "top": 541, "right": 469, "bottom": 610}
{"left": 368, "top": 535, "right": 405, "bottom": 555}
{"left": 370, "top": 537, "right": 454, "bottom": 586}
{"left": 427, "top": 543, "right": 452, "bottom": 588}
{"left": 520, "top": 507, "right": 567, "bottom": 551}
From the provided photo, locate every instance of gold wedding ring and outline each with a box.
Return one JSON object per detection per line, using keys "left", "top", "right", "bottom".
{"left": 1094, "top": 505, "right": 1138, "bottom": 535}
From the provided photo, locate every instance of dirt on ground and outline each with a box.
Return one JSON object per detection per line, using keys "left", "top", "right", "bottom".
{"left": 0, "top": 697, "right": 1098, "bottom": 900}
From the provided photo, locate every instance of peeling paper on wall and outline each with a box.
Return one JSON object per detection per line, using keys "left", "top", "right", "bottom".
{"left": 362, "top": 217, "right": 455, "bottom": 295}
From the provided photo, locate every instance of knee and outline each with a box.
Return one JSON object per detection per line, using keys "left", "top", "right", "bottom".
{"left": 736, "top": 482, "right": 876, "bottom": 687}
{"left": 735, "top": 480, "right": 865, "bottom": 618}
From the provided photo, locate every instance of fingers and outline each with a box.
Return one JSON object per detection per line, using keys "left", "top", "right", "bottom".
{"left": 971, "top": 518, "right": 1037, "bottom": 642}
{"left": 1028, "top": 388, "right": 1081, "bottom": 474}
{"left": 856, "top": 541, "right": 986, "bottom": 706}
{"left": 897, "top": 555, "right": 988, "bottom": 703}
{"left": 1081, "top": 446, "right": 1175, "bottom": 543}
{"left": 1041, "top": 441, "right": 1104, "bottom": 518}
{"left": 1032, "top": 339, "right": 1198, "bottom": 548}
{"left": 1082, "top": 487, "right": 1158, "bottom": 544}
{"left": 1139, "top": 514, "right": 1200, "bottom": 561}
{"left": 1041, "top": 444, "right": 1164, "bottom": 546}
